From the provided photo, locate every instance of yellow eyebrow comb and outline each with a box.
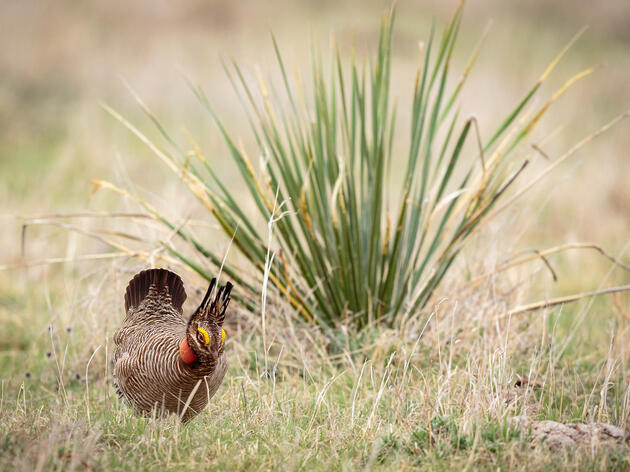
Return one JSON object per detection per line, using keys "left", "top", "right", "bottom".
{"left": 221, "top": 329, "right": 226, "bottom": 344}
{"left": 197, "top": 327, "right": 210, "bottom": 345}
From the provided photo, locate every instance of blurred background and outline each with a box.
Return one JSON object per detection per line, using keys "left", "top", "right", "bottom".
{"left": 1, "top": 0, "right": 629, "bottom": 328}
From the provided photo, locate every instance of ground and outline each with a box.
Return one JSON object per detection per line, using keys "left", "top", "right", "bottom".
{"left": 1, "top": 1, "right": 630, "bottom": 470}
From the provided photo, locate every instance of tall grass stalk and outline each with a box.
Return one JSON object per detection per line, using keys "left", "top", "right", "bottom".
{"left": 102, "top": 3, "right": 600, "bottom": 328}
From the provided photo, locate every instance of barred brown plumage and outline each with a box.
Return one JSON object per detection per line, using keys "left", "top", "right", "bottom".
{"left": 113, "top": 268, "right": 233, "bottom": 422}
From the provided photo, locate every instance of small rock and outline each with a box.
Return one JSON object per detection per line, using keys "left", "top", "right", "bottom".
{"left": 511, "top": 416, "right": 627, "bottom": 450}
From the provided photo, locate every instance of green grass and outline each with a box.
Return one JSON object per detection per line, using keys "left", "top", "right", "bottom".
{"left": 1, "top": 273, "right": 629, "bottom": 470}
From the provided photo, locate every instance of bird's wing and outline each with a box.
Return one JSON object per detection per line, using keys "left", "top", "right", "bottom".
{"left": 113, "top": 350, "right": 131, "bottom": 400}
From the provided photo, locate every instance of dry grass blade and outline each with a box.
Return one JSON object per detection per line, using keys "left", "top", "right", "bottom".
{"left": 467, "top": 242, "right": 630, "bottom": 289}
{"left": 0, "top": 252, "right": 132, "bottom": 271}
{"left": 502, "top": 285, "right": 630, "bottom": 318}
{"left": 21, "top": 220, "right": 143, "bottom": 262}
{"left": 484, "top": 110, "right": 630, "bottom": 224}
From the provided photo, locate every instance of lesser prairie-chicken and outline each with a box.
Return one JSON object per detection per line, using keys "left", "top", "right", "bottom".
{"left": 113, "top": 268, "right": 233, "bottom": 421}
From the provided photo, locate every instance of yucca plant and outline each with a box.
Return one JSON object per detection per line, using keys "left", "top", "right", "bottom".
{"left": 99, "top": 3, "right": 599, "bottom": 328}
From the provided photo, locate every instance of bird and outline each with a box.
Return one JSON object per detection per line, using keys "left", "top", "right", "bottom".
{"left": 113, "top": 268, "right": 233, "bottom": 422}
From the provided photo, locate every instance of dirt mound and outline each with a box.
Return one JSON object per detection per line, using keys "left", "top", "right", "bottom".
{"left": 512, "top": 416, "right": 627, "bottom": 450}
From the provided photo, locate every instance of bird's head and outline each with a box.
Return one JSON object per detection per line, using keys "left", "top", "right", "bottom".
{"left": 186, "top": 318, "right": 225, "bottom": 361}
{"left": 181, "top": 279, "right": 232, "bottom": 365}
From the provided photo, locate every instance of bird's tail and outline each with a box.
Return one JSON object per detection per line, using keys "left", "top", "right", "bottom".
{"left": 124, "top": 268, "right": 187, "bottom": 314}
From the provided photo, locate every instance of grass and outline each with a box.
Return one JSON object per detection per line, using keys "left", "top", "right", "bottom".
{"left": 1, "top": 265, "right": 629, "bottom": 470}
{"left": 2, "top": 1, "right": 630, "bottom": 471}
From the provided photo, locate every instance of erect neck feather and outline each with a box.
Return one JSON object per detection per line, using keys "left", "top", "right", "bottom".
{"left": 179, "top": 338, "right": 197, "bottom": 364}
